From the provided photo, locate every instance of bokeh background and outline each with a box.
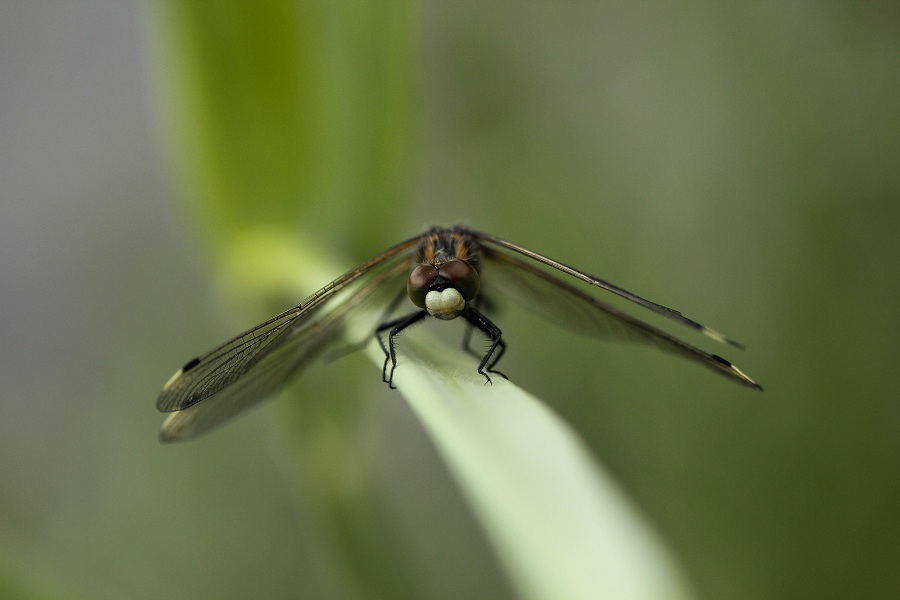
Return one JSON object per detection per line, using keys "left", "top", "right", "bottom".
{"left": 2, "top": 1, "right": 898, "bottom": 598}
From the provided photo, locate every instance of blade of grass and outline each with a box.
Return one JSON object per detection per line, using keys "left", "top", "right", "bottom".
{"left": 376, "top": 334, "right": 697, "bottom": 600}
{"left": 149, "top": 0, "right": 416, "bottom": 255}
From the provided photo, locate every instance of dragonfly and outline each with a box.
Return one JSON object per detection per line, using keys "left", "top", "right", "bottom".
{"left": 157, "top": 226, "right": 761, "bottom": 441}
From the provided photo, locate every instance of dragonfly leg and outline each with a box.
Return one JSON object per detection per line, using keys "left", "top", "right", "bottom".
{"left": 461, "top": 297, "right": 494, "bottom": 361}
{"left": 461, "top": 307, "right": 508, "bottom": 384}
{"left": 376, "top": 310, "right": 427, "bottom": 388}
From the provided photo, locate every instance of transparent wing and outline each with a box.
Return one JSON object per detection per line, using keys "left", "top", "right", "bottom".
{"left": 158, "top": 307, "right": 343, "bottom": 442}
{"left": 157, "top": 235, "right": 420, "bottom": 414}
{"left": 471, "top": 230, "right": 745, "bottom": 349}
{"left": 155, "top": 234, "right": 424, "bottom": 442}
{"left": 477, "top": 243, "right": 761, "bottom": 390}
{"left": 158, "top": 257, "right": 412, "bottom": 441}
{"left": 157, "top": 306, "right": 309, "bottom": 413}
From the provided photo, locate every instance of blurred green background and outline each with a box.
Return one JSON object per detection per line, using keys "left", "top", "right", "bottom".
{"left": 1, "top": 1, "right": 898, "bottom": 598}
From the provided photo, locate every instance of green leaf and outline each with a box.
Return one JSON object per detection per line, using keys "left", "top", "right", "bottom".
{"left": 376, "top": 334, "right": 697, "bottom": 600}
{"left": 150, "top": 0, "right": 416, "bottom": 254}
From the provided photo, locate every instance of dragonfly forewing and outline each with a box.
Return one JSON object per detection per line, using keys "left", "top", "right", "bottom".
{"left": 479, "top": 245, "right": 761, "bottom": 390}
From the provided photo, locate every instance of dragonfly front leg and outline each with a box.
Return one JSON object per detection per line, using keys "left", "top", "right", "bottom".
{"left": 376, "top": 310, "right": 427, "bottom": 389}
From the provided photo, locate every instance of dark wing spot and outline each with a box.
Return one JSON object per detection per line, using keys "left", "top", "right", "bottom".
{"left": 182, "top": 357, "right": 201, "bottom": 372}
{"left": 711, "top": 354, "right": 732, "bottom": 366}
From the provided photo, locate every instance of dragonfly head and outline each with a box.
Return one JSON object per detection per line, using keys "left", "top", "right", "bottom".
{"left": 407, "top": 259, "right": 481, "bottom": 320}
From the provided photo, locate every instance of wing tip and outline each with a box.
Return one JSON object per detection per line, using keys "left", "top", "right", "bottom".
{"left": 161, "top": 367, "right": 184, "bottom": 393}
{"left": 700, "top": 326, "right": 747, "bottom": 350}
{"left": 711, "top": 354, "right": 763, "bottom": 391}
{"left": 158, "top": 412, "right": 188, "bottom": 443}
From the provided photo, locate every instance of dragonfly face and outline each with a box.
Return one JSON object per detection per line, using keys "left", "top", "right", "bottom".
{"left": 407, "top": 230, "right": 482, "bottom": 320}
{"left": 157, "top": 226, "right": 761, "bottom": 441}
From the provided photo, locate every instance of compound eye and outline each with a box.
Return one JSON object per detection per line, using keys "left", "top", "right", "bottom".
{"left": 407, "top": 264, "right": 438, "bottom": 308}
{"left": 439, "top": 260, "right": 480, "bottom": 301}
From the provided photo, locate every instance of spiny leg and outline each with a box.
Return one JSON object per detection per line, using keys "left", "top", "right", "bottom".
{"left": 460, "top": 297, "right": 493, "bottom": 361}
{"left": 375, "top": 310, "right": 427, "bottom": 388}
{"left": 461, "top": 314, "right": 507, "bottom": 373}
{"left": 461, "top": 307, "right": 508, "bottom": 384}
